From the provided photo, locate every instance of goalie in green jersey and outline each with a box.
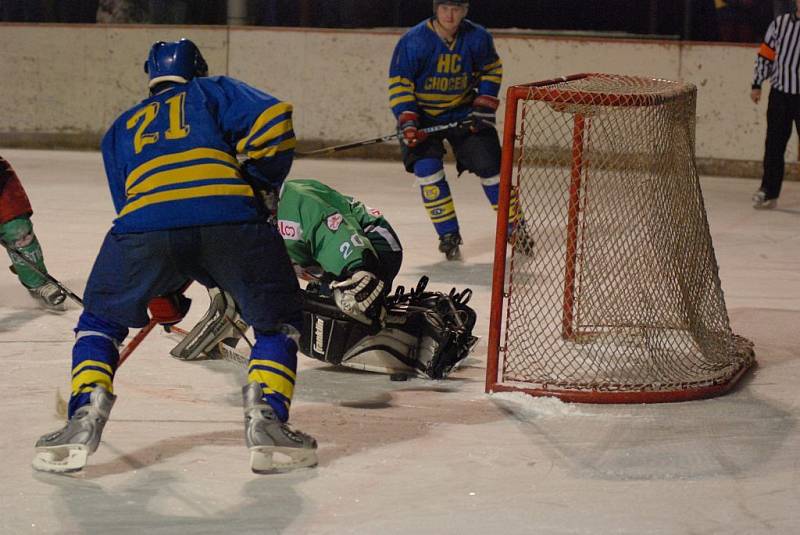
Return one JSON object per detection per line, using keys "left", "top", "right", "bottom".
{"left": 276, "top": 178, "right": 403, "bottom": 326}
{"left": 173, "top": 178, "right": 477, "bottom": 379}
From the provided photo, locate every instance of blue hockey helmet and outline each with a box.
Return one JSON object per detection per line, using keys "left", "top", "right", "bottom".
{"left": 144, "top": 39, "right": 208, "bottom": 89}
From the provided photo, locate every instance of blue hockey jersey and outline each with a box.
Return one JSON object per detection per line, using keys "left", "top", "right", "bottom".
{"left": 388, "top": 18, "right": 502, "bottom": 124}
{"left": 101, "top": 76, "right": 296, "bottom": 233}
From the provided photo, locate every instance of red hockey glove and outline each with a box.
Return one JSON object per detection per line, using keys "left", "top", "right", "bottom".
{"left": 398, "top": 111, "right": 428, "bottom": 148}
{"left": 469, "top": 95, "right": 500, "bottom": 132}
{"left": 148, "top": 293, "right": 192, "bottom": 326}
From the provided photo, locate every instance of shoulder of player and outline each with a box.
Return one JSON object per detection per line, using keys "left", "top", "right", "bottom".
{"left": 460, "top": 19, "right": 492, "bottom": 40}
{"left": 399, "top": 18, "right": 438, "bottom": 47}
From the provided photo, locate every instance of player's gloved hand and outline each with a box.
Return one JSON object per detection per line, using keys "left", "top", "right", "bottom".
{"left": 330, "top": 270, "right": 385, "bottom": 325}
{"left": 469, "top": 95, "right": 500, "bottom": 132}
{"left": 398, "top": 111, "right": 428, "bottom": 148}
{"left": 148, "top": 293, "right": 192, "bottom": 327}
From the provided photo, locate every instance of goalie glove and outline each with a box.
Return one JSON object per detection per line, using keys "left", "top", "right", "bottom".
{"left": 469, "top": 95, "right": 500, "bottom": 132}
{"left": 330, "top": 270, "right": 385, "bottom": 326}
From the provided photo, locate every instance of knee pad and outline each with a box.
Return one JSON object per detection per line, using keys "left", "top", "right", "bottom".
{"left": 413, "top": 158, "right": 445, "bottom": 185}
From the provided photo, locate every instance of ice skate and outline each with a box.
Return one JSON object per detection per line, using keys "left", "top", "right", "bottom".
{"left": 32, "top": 386, "right": 115, "bottom": 473}
{"left": 752, "top": 189, "right": 777, "bottom": 210}
{"left": 27, "top": 281, "right": 67, "bottom": 312}
{"left": 170, "top": 287, "right": 247, "bottom": 361}
{"left": 242, "top": 382, "right": 317, "bottom": 473}
{"left": 438, "top": 232, "right": 463, "bottom": 261}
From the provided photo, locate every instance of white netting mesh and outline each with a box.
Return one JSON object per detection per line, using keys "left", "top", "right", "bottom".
{"left": 495, "top": 74, "right": 754, "bottom": 400}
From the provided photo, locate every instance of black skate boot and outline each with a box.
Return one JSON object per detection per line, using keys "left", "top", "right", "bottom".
{"left": 438, "top": 232, "right": 463, "bottom": 261}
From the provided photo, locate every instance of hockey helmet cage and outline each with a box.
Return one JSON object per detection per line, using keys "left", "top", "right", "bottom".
{"left": 144, "top": 39, "right": 208, "bottom": 89}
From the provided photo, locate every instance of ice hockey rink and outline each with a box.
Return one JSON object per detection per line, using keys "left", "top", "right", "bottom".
{"left": 1, "top": 148, "right": 798, "bottom": 534}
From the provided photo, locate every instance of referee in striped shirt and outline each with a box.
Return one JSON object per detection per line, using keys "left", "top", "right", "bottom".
{"left": 751, "top": 0, "right": 800, "bottom": 209}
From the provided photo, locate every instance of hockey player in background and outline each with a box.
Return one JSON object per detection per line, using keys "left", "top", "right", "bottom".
{"left": 388, "top": 0, "right": 528, "bottom": 260}
{"left": 32, "top": 39, "right": 317, "bottom": 474}
{"left": 0, "top": 156, "right": 67, "bottom": 311}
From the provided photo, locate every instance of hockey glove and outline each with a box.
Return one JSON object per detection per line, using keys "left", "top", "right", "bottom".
{"left": 148, "top": 293, "right": 191, "bottom": 326}
{"left": 469, "top": 95, "right": 500, "bottom": 132}
{"left": 330, "top": 270, "right": 385, "bottom": 326}
{"left": 398, "top": 111, "right": 428, "bottom": 148}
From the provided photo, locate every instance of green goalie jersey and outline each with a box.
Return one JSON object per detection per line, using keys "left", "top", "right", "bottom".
{"left": 276, "top": 179, "right": 402, "bottom": 277}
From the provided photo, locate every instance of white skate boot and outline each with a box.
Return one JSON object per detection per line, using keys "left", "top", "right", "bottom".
{"left": 32, "top": 386, "right": 115, "bottom": 473}
{"left": 27, "top": 281, "right": 67, "bottom": 312}
{"left": 243, "top": 382, "right": 317, "bottom": 473}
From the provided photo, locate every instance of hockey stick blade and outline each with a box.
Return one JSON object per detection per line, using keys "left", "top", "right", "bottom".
{"left": 0, "top": 238, "right": 84, "bottom": 306}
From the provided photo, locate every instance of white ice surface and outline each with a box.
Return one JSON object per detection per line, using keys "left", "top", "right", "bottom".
{"left": 1, "top": 148, "right": 799, "bottom": 534}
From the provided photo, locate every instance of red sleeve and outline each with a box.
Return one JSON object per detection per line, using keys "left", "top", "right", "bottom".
{"left": 0, "top": 158, "right": 33, "bottom": 223}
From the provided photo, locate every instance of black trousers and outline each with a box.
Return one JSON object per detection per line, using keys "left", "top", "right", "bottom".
{"left": 761, "top": 88, "right": 800, "bottom": 199}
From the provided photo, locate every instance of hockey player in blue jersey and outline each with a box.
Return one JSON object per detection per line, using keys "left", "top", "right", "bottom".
{"left": 32, "top": 39, "right": 317, "bottom": 474}
{"left": 389, "top": 0, "right": 527, "bottom": 260}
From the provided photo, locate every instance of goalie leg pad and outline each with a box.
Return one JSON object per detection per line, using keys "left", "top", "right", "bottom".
{"left": 170, "top": 287, "right": 247, "bottom": 361}
{"left": 299, "top": 291, "right": 372, "bottom": 365}
{"left": 339, "top": 327, "right": 418, "bottom": 375}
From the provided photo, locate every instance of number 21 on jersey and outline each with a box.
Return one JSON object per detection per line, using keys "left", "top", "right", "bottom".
{"left": 126, "top": 92, "right": 190, "bottom": 154}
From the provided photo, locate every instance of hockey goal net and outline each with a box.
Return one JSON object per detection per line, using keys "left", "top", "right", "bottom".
{"left": 486, "top": 73, "right": 755, "bottom": 402}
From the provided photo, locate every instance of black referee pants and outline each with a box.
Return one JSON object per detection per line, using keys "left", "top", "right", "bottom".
{"left": 761, "top": 88, "right": 800, "bottom": 199}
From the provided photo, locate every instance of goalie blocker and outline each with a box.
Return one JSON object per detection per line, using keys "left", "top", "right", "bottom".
{"left": 299, "top": 277, "right": 477, "bottom": 379}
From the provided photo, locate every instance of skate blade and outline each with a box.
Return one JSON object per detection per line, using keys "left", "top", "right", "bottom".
{"left": 249, "top": 446, "right": 318, "bottom": 474}
{"left": 445, "top": 248, "right": 462, "bottom": 261}
{"left": 32, "top": 445, "right": 88, "bottom": 473}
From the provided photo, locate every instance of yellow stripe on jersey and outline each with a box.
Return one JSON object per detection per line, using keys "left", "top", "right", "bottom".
{"left": 236, "top": 102, "right": 294, "bottom": 154}
{"left": 424, "top": 108, "right": 447, "bottom": 117}
{"left": 482, "top": 59, "right": 502, "bottom": 72}
{"left": 389, "top": 86, "right": 414, "bottom": 99}
{"left": 127, "top": 163, "right": 242, "bottom": 197}
{"left": 125, "top": 148, "right": 238, "bottom": 192}
{"left": 389, "top": 76, "right": 415, "bottom": 89}
{"left": 245, "top": 117, "right": 294, "bottom": 153}
{"left": 246, "top": 137, "right": 297, "bottom": 160}
{"left": 390, "top": 94, "right": 416, "bottom": 108}
{"left": 119, "top": 184, "right": 254, "bottom": 217}
{"left": 249, "top": 359, "right": 297, "bottom": 380}
{"left": 481, "top": 75, "right": 502, "bottom": 84}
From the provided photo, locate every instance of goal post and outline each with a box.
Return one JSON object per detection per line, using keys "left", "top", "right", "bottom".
{"left": 486, "top": 73, "right": 755, "bottom": 403}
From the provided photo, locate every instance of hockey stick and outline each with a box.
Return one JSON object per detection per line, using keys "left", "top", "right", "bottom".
{"left": 0, "top": 238, "right": 84, "bottom": 306}
{"left": 296, "top": 120, "right": 471, "bottom": 158}
{"left": 297, "top": 67, "right": 494, "bottom": 157}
